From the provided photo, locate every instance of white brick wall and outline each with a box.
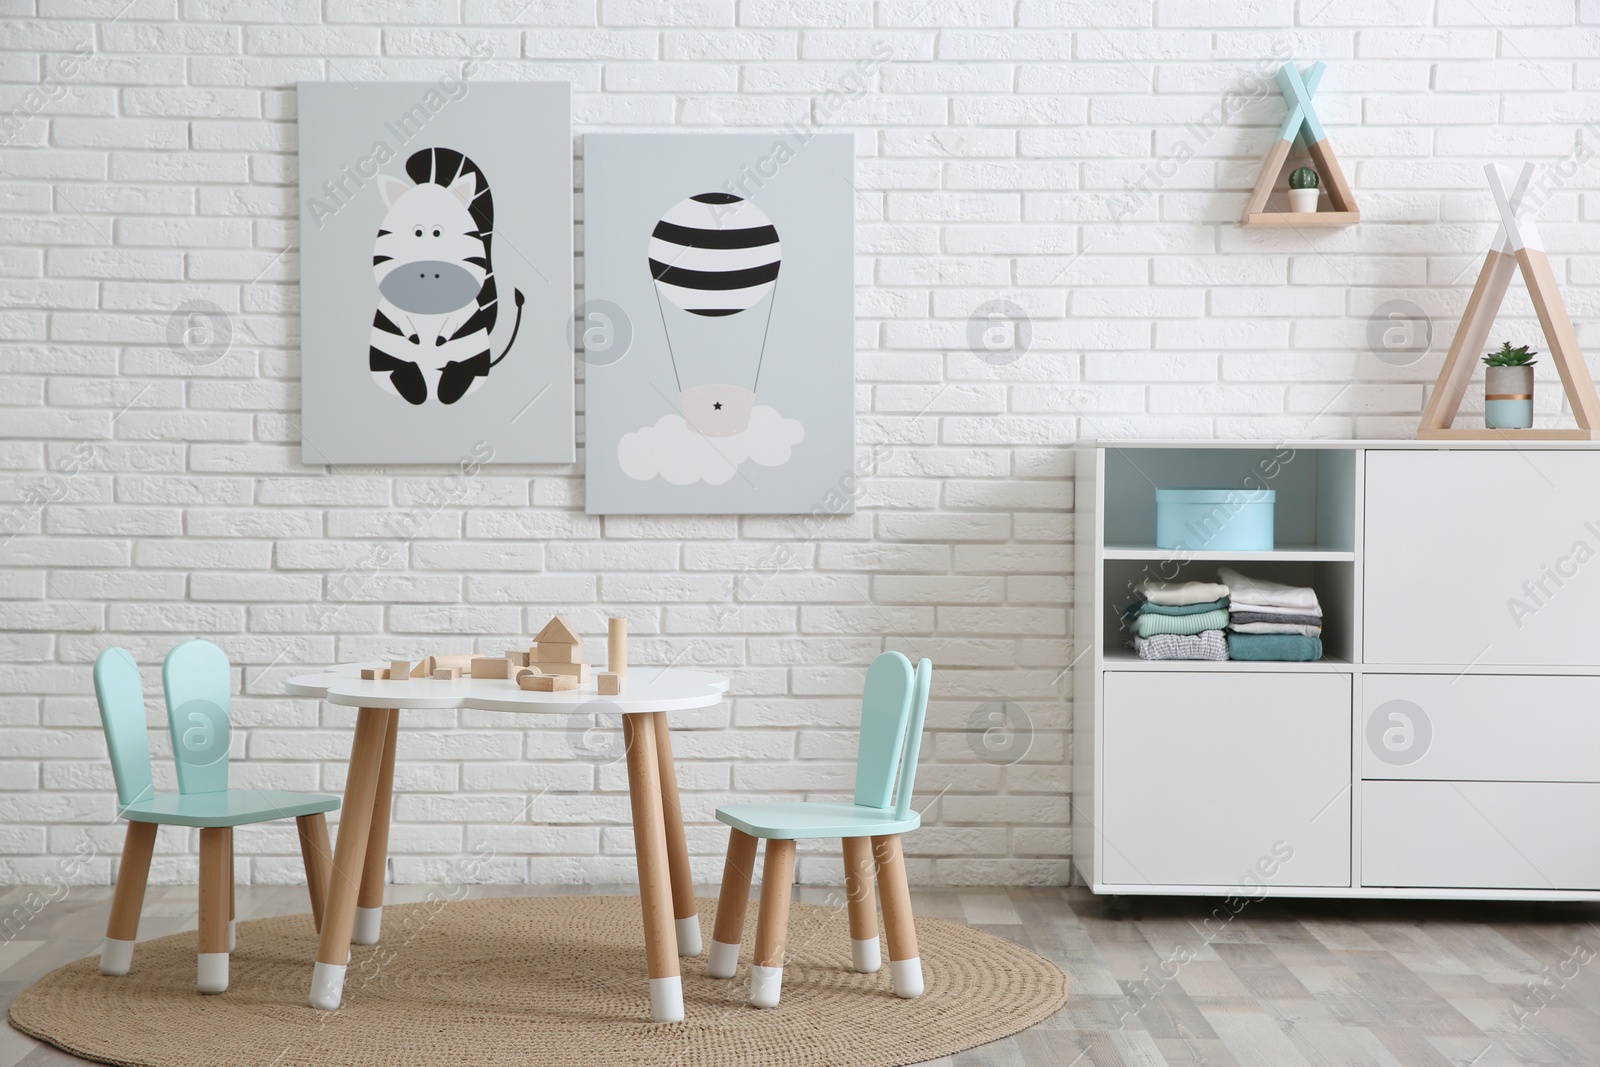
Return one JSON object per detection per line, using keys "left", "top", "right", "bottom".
{"left": 3, "top": 1, "right": 1597, "bottom": 888}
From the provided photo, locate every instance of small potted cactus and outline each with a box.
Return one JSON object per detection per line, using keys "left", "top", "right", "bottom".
{"left": 1288, "top": 167, "right": 1320, "bottom": 213}
{"left": 1482, "top": 342, "right": 1537, "bottom": 429}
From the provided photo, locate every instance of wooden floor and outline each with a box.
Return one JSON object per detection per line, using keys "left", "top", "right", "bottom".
{"left": 2, "top": 882, "right": 1599, "bottom": 1066}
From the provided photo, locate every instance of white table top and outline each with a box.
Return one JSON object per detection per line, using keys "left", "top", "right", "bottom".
{"left": 285, "top": 662, "right": 729, "bottom": 714}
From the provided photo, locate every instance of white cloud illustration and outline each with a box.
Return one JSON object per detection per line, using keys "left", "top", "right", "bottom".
{"left": 618, "top": 405, "right": 805, "bottom": 486}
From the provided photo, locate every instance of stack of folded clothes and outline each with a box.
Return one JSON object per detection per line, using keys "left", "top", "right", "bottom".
{"left": 1217, "top": 566, "right": 1323, "bottom": 661}
{"left": 1123, "top": 579, "right": 1230, "bottom": 661}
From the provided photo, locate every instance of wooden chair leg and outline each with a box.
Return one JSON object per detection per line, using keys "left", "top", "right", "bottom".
{"left": 225, "top": 826, "right": 236, "bottom": 951}
{"left": 872, "top": 834, "right": 923, "bottom": 998}
{"left": 101, "top": 820, "right": 157, "bottom": 976}
{"left": 355, "top": 708, "right": 399, "bottom": 946}
{"left": 198, "top": 827, "right": 230, "bottom": 994}
{"left": 708, "top": 829, "right": 758, "bottom": 979}
{"left": 842, "top": 836, "right": 881, "bottom": 973}
{"left": 297, "top": 812, "right": 333, "bottom": 934}
{"left": 750, "top": 838, "right": 795, "bottom": 1008}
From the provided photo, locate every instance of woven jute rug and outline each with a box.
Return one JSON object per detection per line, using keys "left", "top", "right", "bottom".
{"left": 9, "top": 895, "right": 1067, "bottom": 1067}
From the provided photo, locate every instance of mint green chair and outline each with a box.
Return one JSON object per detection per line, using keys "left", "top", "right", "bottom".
{"left": 709, "top": 651, "right": 932, "bottom": 1008}
{"left": 94, "top": 642, "right": 339, "bottom": 993}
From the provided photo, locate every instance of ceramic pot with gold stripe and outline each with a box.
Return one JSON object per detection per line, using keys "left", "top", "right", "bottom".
{"left": 1485, "top": 364, "right": 1534, "bottom": 429}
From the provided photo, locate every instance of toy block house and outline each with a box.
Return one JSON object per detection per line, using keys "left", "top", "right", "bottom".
{"left": 534, "top": 616, "right": 584, "bottom": 663}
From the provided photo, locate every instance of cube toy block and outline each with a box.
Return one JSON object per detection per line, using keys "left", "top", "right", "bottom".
{"left": 433, "top": 654, "right": 473, "bottom": 674}
{"left": 471, "top": 657, "right": 510, "bottom": 679}
{"left": 409, "top": 656, "right": 436, "bottom": 678}
{"left": 389, "top": 660, "right": 411, "bottom": 678}
{"left": 360, "top": 668, "right": 390, "bottom": 681}
{"left": 506, "top": 650, "right": 531, "bottom": 667}
{"left": 535, "top": 644, "right": 583, "bottom": 664}
{"left": 597, "top": 672, "right": 623, "bottom": 696}
{"left": 433, "top": 667, "right": 460, "bottom": 680}
{"left": 525, "top": 674, "right": 578, "bottom": 692}
{"left": 540, "top": 662, "right": 591, "bottom": 682}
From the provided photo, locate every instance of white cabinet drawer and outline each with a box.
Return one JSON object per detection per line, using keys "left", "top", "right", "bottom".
{"left": 1362, "top": 674, "right": 1600, "bottom": 781}
{"left": 1102, "top": 672, "right": 1351, "bottom": 888}
{"left": 1363, "top": 780, "right": 1600, "bottom": 890}
{"left": 1364, "top": 449, "right": 1600, "bottom": 666}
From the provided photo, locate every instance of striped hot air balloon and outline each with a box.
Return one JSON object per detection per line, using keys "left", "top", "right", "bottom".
{"left": 649, "top": 193, "right": 781, "bottom": 316}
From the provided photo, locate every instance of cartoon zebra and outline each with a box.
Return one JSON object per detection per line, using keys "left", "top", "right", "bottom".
{"left": 369, "top": 147, "right": 523, "bottom": 405}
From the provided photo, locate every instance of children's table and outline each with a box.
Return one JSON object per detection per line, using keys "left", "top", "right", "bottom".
{"left": 285, "top": 663, "right": 729, "bottom": 1022}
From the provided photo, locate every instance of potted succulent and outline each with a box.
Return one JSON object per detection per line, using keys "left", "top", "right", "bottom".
{"left": 1288, "top": 167, "right": 1320, "bottom": 213}
{"left": 1482, "top": 342, "right": 1537, "bottom": 429}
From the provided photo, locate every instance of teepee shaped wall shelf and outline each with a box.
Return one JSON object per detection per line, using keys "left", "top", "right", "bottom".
{"left": 1242, "top": 62, "right": 1360, "bottom": 227}
{"left": 1417, "top": 162, "right": 1600, "bottom": 441}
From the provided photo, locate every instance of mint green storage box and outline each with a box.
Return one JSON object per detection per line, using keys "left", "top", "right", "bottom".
{"left": 1155, "top": 488, "right": 1275, "bottom": 551}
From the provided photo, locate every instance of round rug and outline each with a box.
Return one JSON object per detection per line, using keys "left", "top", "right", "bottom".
{"left": 9, "top": 895, "right": 1067, "bottom": 1067}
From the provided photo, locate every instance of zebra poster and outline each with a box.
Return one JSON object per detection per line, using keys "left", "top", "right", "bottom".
{"left": 297, "top": 81, "right": 572, "bottom": 463}
{"left": 583, "top": 134, "right": 854, "bottom": 514}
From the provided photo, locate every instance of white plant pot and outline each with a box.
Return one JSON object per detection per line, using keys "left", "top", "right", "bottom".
{"left": 1288, "top": 188, "right": 1320, "bottom": 213}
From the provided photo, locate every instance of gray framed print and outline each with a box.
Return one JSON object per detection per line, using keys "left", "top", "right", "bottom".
{"left": 297, "top": 81, "right": 573, "bottom": 464}
{"left": 583, "top": 133, "right": 855, "bottom": 514}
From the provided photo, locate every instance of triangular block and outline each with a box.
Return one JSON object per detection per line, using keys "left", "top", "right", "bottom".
{"left": 534, "top": 615, "right": 583, "bottom": 645}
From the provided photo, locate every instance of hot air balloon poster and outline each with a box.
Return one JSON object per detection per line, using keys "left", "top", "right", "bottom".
{"left": 297, "top": 81, "right": 573, "bottom": 464}
{"left": 583, "top": 133, "right": 855, "bottom": 514}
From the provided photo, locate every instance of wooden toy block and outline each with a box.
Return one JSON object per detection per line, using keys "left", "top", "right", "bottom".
{"left": 433, "top": 654, "right": 473, "bottom": 674}
{"left": 539, "top": 661, "right": 590, "bottom": 682}
{"left": 360, "top": 667, "right": 391, "bottom": 681}
{"left": 432, "top": 666, "right": 461, "bottom": 680}
{"left": 506, "top": 650, "right": 531, "bottom": 667}
{"left": 597, "top": 672, "right": 623, "bottom": 696}
{"left": 389, "top": 660, "right": 411, "bottom": 678}
{"left": 409, "top": 656, "right": 436, "bottom": 678}
{"left": 515, "top": 667, "right": 543, "bottom": 689}
{"left": 471, "top": 657, "right": 510, "bottom": 679}
{"left": 534, "top": 615, "right": 583, "bottom": 645}
{"left": 525, "top": 673, "right": 578, "bottom": 692}
{"left": 608, "top": 617, "right": 628, "bottom": 676}
{"left": 535, "top": 643, "right": 583, "bottom": 664}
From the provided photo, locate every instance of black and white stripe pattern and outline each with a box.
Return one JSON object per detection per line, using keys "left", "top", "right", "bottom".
{"left": 649, "top": 193, "right": 782, "bottom": 317}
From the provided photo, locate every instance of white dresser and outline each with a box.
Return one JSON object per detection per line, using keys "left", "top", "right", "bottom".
{"left": 1074, "top": 441, "right": 1600, "bottom": 900}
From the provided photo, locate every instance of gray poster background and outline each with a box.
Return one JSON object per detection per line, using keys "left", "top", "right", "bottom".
{"left": 583, "top": 133, "right": 855, "bottom": 515}
{"left": 298, "top": 81, "right": 573, "bottom": 464}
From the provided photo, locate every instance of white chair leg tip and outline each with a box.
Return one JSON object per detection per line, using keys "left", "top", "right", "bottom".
{"left": 749, "top": 964, "right": 783, "bottom": 1009}
{"left": 99, "top": 938, "right": 135, "bottom": 977}
{"left": 197, "top": 952, "right": 229, "bottom": 994}
{"left": 675, "top": 915, "right": 703, "bottom": 957}
{"left": 891, "top": 957, "right": 924, "bottom": 999}
{"left": 852, "top": 936, "right": 882, "bottom": 973}
{"left": 649, "top": 975, "right": 684, "bottom": 1022}
{"left": 352, "top": 905, "right": 382, "bottom": 946}
{"left": 310, "top": 961, "right": 347, "bottom": 1011}
{"left": 707, "top": 939, "right": 740, "bottom": 979}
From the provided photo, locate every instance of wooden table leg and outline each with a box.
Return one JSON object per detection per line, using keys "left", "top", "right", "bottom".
{"left": 198, "top": 826, "right": 230, "bottom": 994}
{"left": 309, "top": 707, "right": 391, "bottom": 1011}
{"left": 842, "top": 835, "right": 881, "bottom": 973}
{"left": 623, "top": 712, "right": 683, "bottom": 1022}
{"left": 101, "top": 819, "right": 157, "bottom": 976}
{"left": 651, "top": 711, "right": 700, "bottom": 956}
{"left": 354, "top": 709, "right": 399, "bottom": 945}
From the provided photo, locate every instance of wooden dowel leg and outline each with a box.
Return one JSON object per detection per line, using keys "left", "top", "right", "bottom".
{"left": 708, "top": 829, "right": 758, "bottom": 979}
{"left": 749, "top": 838, "right": 795, "bottom": 1008}
{"left": 198, "top": 827, "right": 230, "bottom": 993}
{"left": 652, "top": 711, "right": 700, "bottom": 956}
{"left": 354, "top": 709, "right": 398, "bottom": 946}
{"left": 297, "top": 813, "right": 333, "bottom": 934}
{"left": 225, "top": 826, "right": 236, "bottom": 951}
{"left": 842, "top": 836, "right": 881, "bottom": 973}
{"left": 623, "top": 712, "right": 683, "bottom": 1022}
{"left": 309, "top": 707, "right": 391, "bottom": 1011}
{"left": 100, "top": 820, "right": 157, "bottom": 976}
{"left": 873, "top": 834, "right": 923, "bottom": 998}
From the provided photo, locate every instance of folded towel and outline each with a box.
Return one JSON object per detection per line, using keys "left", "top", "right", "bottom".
{"left": 1228, "top": 621, "right": 1322, "bottom": 637}
{"left": 1135, "top": 631, "right": 1228, "bottom": 661}
{"left": 1132, "top": 609, "right": 1229, "bottom": 637}
{"left": 1217, "top": 567, "right": 1319, "bottom": 612}
{"left": 1230, "top": 602, "right": 1323, "bottom": 620}
{"left": 1142, "top": 580, "right": 1230, "bottom": 607}
{"left": 1226, "top": 632, "right": 1323, "bottom": 661}
{"left": 1124, "top": 596, "right": 1230, "bottom": 619}
{"left": 1229, "top": 610, "right": 1323, "bottom": 627}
